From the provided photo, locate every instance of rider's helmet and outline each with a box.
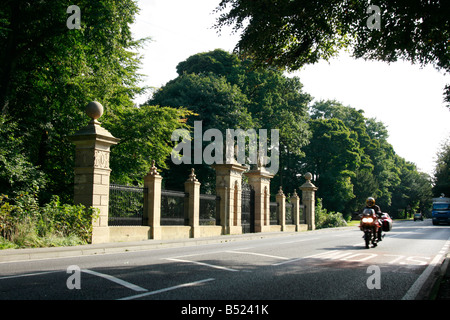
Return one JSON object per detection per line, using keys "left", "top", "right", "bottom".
{"left": 366, "top": 197, "right": 376, "bottom": 207}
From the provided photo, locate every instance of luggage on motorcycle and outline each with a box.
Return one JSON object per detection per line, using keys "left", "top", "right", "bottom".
{"left": 380, "top": 213, "right": 393, "bottom": 231}
{"left": 382, "top": 220, "right": 392, "bottom": 231}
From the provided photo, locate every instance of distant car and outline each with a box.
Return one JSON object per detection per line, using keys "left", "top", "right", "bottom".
{"left": 414, "top": 212, "right": 423, "bottom": 221}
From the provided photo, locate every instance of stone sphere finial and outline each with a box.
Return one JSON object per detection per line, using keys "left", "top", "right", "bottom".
{"left": 86, "top": 101, "right": 103, "bottom": 121}
{"left": 304, "top": 172, "right": 312, "bottom": 181}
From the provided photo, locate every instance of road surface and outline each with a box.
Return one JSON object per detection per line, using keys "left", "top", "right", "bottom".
{"left": 0, "top": 220, "right": 449, "bottom": 307}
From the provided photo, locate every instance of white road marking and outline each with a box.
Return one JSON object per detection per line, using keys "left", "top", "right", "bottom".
{"left": 227, "top": 250, "right": 290, "bottom": 260}
{"left": 82, "top": 269, "right": 148, "bottom": 292}
{"left": 402, "top": 236, "right": 450, "bottom": 300}
{"left": 280, "top": 237, "right": 319, "bottom": 244}
{"left": 0, "top": 270, "right": 59, "bottom": 280}
{"left": 118, "top": 278, "right": 215, "bottom": 300}
{"left": 165, "top": 258, "right": 239, "bottom": 272}
{"left": 401, "top": 254, "right": 443, "bottom": 300}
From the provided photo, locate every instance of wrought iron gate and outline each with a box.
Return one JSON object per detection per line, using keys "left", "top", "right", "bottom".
{"left": 241, "top": 183, "right": 255, "bottom": 233}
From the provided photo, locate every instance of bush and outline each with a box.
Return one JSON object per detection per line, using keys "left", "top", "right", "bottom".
{"left": 315, "top": 198, "right": 348, "bottom": 229}
{"left": 0, "top": 192, "right": 98, "bottom": 248}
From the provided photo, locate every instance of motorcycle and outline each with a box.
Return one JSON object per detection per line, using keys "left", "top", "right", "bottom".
{"left": 360, "top": 208, "right": 381, "bottom": 249}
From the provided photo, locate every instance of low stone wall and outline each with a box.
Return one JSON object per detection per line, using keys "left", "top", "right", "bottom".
{"left": 107, "top": 225, "right": 224, "bottom": 242}
{"left": 109, "top": 226, "right": 150, "bottom": 242}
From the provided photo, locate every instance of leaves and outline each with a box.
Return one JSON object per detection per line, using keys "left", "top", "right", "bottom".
{"left": 214, "top": 0, "right": 450, "bottom": 108}
{"left": 0, "top": 0, "right": 148, "bottom": 200}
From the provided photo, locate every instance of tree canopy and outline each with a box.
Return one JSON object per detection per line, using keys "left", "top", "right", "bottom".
{"left": 305, "top": 100, "right": 433, "bottom": 217}
{"left": 0, "top": 0, "right": 438, "bottom": 220}
{"left": 214, "top": 0, "right": 450, "bottom": 107}
{"left": 433, "top": 139, "right": 450, "bottom": 197}
{"left": 149, "top": 49, "right": 311, "bottom": 193}
{"left": 0, "top": 1, "right": 189, "bottom": 201}
{"left": 148, "top": 49, "right": 432, "bottom": 217}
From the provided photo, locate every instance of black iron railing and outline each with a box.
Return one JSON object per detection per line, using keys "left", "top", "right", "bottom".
{"left": 285, "top": 201, "right": 294, "bottom": 225}
{"left": 270, "top": 202, "right": 278, "bottom": 225}
{"left": 108, "top": 184, "right": 146, "bottom": 226}
{"left": 199, "top": 194, "right": 221, "bottom": 226}
{"left": 161, "top": 189, "right": 187, "bottom": 225}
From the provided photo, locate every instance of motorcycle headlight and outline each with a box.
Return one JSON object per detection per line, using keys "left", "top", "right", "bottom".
{"left": 362, "top": 217, "right": 374, "bottom": 223}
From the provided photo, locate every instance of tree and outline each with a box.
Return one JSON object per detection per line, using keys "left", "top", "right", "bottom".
{"left": 214, "top": 0, "right": 450, "bottom": 108}
{"left": 150, "top": 72, "right": 254, "bottom": 192}
{"left": 301, "top": 118, "right": 361, "bottom": 214}
{"left": 149, "top": 49, "right": 311, "bottom": 194}
{"left": 0, "top": 1, "right": 188, "bottom": 203}
{"left": 433, "top": 139, "right": 450, "bottom": 197}
{"left": 101, "top": 105, "right": 193, "bottom": 186}
{"left": 305, "top": 100, "right": 431, "bottom": 217}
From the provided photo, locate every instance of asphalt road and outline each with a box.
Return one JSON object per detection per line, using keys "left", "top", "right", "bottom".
{"left": 0, "top": 220, "right": 449, "bottom": 307}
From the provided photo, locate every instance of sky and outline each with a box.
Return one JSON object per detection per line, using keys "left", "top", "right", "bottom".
{"left": 130, "top": 0, "right": 450, "bottom": 176}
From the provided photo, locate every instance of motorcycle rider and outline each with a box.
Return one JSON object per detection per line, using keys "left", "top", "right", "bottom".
{"left": 365, "top": 197, "right": 383, "bottom": 241}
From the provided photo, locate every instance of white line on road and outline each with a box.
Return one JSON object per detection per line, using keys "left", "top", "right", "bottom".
{"left": 272, "top": 251, "right": 333, "bottom": 266}
{"left": 0, "top": 270, "right": 60, "bottom": 280}
{"left": 402, "top": 236, "right": 450, "bottom": 300}
{"left": 165, "top": 258, "right": 239, "bottom": 272}
{"left": 117, "top": 278, "right": 215, "bottom": 300}
{"left": 82, "top": 269, "right": 148, "bottom": 292}
{"left": 227, "top": 251, "right": 290, "bottom": 260}
{"left": 401, "top": 254, "right": 443, "bottom": 300}
{"left": 280, "top": 237, "right": 319, "bottom": 244}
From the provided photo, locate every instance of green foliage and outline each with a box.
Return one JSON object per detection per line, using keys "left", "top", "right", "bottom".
{"left": 102, "top": 105, "right": 194, "bottom": 185}
{"left": 0, "top": 192, "right": 98, "bottom": 248}
{"left": 433, "top": 139, "right": 450, "bottom": 197}
{"left": 149, "top": 49, "right": 311, "bottom": 193}
{"left": 302, "top": 117, "right": 361, "bottom": 213}
{"left": 315, "top": 198, "right": 348, "bottom": 229}
{"left": 214, "top": 0, "right": 450, "bottom": 108}
{"left": 0, "top": 0, "right": 147, "bottom": 201}
{"left": 303, "top": 100, "right": 433, "bottom": 218}
{"left": 0, "top": 115, "right": 47, "bottom": 195}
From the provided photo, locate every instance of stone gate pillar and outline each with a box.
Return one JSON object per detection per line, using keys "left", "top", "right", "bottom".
{"left": 185, "top": 168, "right": 201, "bottom": 238}
{"left": 213, "top": 163, "right": 247, "bottom": 235}
{"left": 245, "top": 167, "right": 273, "bottom": 233}
{"left": 300, "top": 172, "right": 318, "bottom": 231}
{"left": 70, "top": 101, "right": 119, "bottom": 244}
{"left": 144, "top": 160, "right": 163, "bottom": 240}
{"left": 276, "top": 187, "right": 286, "bottom": 231}
{"left": 291, "top": 189, "right": 301, "bottom": 231}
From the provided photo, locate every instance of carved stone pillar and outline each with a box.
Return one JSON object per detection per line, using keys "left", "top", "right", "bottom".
{"left": 300, "top": 173, "right": 318, "bottom": 231}
{"left": 213, "top": 163, "right": 247, "bottom": 235}
{"left": 185, "top": 168, "right": 201, "bottom": 238}
{"left": 276, "top": 187, "right": 286, "bottom": 231}
{"left": 144, "top": 160, "right": 163, "bottom": 240}
{"left": 245, "top": 167, "right": 273, "bottom": 232}
{"left": 70, "top": 101, "right": 119, "bottom": 244}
